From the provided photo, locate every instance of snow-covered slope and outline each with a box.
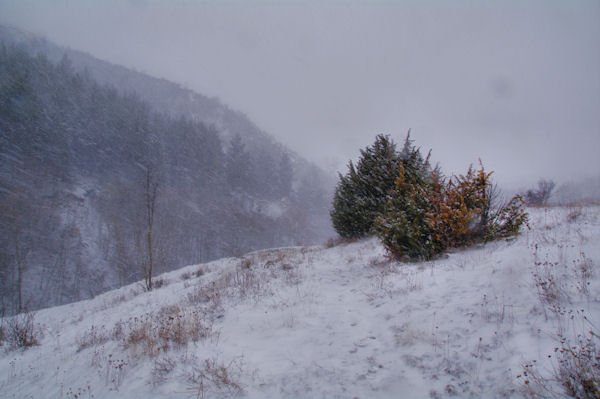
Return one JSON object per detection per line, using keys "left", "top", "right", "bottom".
{"left": 1, "top": 206, "right": 599, "bottom": 398}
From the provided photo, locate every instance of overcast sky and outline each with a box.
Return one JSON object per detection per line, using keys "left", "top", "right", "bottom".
{"left": 1, "top": 0, "right": 599, "bottom": 188}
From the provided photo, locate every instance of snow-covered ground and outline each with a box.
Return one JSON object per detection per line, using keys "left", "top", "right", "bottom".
{"left": 1, "top": 206, "right": 599, "bottom": 398}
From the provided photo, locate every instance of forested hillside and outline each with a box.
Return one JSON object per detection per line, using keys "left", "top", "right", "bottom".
{"left": 0, "top": 28, "right": 333, "bottom": 314}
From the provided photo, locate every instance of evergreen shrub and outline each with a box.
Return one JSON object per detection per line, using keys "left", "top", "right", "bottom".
{"left": 330, "top": 134, "right": 401, "bottom": 238}
{"left": 331, "top": 133, "right": 528, "bottom": 261}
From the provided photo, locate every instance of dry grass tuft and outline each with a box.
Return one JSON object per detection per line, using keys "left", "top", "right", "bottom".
{"left": 521, "top": 240, "right": 600, "bottom": 398}
{"left": 76, "top": 325, "right": 110, "bottom": 352}
{"left": 117, "top": 305, "right": 214, "bottom": 358}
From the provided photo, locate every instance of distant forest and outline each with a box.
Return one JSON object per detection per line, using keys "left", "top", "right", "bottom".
{"left": 0, "top": 35, "right": 332, "bottom": 314}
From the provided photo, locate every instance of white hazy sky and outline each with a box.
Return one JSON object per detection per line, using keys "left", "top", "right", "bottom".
{"left": 1, "top": 0, "right": 599, "bottom": 188}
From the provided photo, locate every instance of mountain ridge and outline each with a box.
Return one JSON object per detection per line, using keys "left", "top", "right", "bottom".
{"left": 0, "top": 25, "right": 303, "bottom": 161}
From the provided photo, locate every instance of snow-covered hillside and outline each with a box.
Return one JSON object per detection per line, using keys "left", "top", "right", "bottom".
{"left": 1, "top": 206, "right": 599, "bottom": 398}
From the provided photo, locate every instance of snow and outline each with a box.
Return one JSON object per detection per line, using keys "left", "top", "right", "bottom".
{"left": 1, "top": 206, "right": 599, "bottom": 398}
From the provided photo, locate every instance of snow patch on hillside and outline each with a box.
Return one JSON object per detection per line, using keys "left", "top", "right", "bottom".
{"left": 1, "top": 206, "right": 599, "bottom": 398}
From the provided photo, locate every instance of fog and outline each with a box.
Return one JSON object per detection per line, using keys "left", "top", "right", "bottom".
{"left": 1, "top": 0, "right": 599, "bottom": 188}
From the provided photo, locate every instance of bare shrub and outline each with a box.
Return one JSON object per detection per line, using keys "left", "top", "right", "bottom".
{"left": 2, "top": 311, "right": 40, "bottom": 349}
{"left": 281, "top": 263, "right": 293, "bottom": 271}
{"left": 181, "top": 271, "right": 192, "bottom": 280}
{"left": 240, "top": 257, "right": 253, "bottom": 269}
{"left": 186, "top": 357, "right": 245, "bottom": 399}
{"left": 525, "top": 179, "right": 556, "bottom": 206}
{"left": 153, "top": 278, "right": 167, "bottom": 289}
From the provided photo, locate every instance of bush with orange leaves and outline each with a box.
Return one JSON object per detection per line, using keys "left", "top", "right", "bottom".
{"left": 427, "top": 164, "right": 492, "bottom": 249}
{"left": 376, "top": 157, "right": 528, "bottom": 261}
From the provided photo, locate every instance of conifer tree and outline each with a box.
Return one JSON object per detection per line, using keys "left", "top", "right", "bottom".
{"left": 276, "top": 153, "right": 294, "bottom": 199}
{"left": 225, "top": 135, "right": 253, "bottom": 193}
{"left": 373, "top": 134, "right": 435, "bottom": 260}
{"left": 330, "top": 134, "right": 401, "bottom": 238}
